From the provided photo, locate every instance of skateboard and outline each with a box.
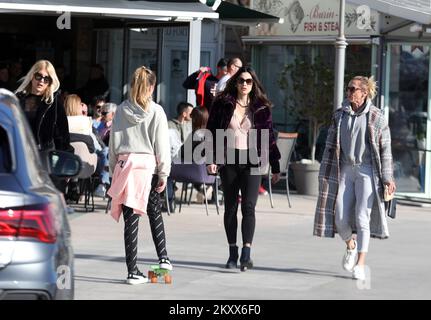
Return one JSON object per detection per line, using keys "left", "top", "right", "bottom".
{"left": 148, "top": 265, "right": 172, "bottom": 284}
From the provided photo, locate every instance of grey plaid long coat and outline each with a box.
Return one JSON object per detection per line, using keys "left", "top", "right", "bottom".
{"left": 313, "top": 100, "right": 394, "bottom": 239}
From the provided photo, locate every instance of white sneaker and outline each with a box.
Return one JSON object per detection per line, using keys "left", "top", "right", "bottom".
{"left": 352, "top": 265, "right": 366, "bottom": 281}
{"left": 342, "top": 240, "right": 358, "bottom": 272}
{"left": 126, "top": 270, "right": 148, "bottom": 285}
{"left": 159, "top": 257, "right": 173, "bottom": 271}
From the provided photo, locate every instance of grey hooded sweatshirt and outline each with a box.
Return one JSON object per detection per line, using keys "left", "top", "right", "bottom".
{"left": 109, "top": 99, "right": 171, "bottom": 182}
{"left": 340, "top": 99, "right": 372, "bottom": 166}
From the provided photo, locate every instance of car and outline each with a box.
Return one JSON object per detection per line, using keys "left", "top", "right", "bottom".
{"left": 0, "top": 89, "right": 81, "bottom": 300}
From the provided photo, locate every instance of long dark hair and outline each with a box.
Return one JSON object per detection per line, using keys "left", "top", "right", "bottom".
{"left": 220, "top": 66, "right": 272, "bottom": 108}
{"left": 191, "top": 107, "right": 209, "bottom": 131}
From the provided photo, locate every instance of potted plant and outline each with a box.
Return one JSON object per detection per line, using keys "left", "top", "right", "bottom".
{"left": 278, "top": 56, "right": 334, "bottom": 195}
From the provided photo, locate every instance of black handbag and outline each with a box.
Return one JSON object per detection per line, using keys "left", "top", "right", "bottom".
{"left": 385, "top": 198, "right": 397, "bottom": 219}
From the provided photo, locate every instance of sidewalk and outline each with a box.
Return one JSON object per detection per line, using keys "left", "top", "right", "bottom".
{"left": 70, "top": 192, "right": 431, "bottom": 300}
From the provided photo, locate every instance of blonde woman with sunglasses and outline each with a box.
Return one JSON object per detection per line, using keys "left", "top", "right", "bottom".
{"left": 15, "top": 60, "right": 71, "bottom": 152}
{"left": 314, "top": 76, "right": 396, "bottom": 281}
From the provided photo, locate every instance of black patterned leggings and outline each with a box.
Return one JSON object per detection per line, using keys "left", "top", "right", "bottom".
{"left": 123, "top": 175, "right": 168, "bottom": 274}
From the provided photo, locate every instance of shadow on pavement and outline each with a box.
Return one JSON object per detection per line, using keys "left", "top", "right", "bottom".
{"left": 74, "top": 275, "right": 124, "bottom": 284}
{"left": 74, "top": 253, "right": 351, "bottom": 280}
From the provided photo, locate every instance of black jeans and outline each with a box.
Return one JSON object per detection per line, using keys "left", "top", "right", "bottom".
{"left": 220, "top": 163, "right": 261, "bottom": 245}
{"left": 123, "top": 175, "right": 168, "bottom": 274}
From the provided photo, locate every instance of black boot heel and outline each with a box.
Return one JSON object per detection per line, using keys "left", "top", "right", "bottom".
{"left": 240, "top": 246, "right": 253, "bottom": 272}
{"left": 225, "top": 245, "right": 238, "bottom": 269}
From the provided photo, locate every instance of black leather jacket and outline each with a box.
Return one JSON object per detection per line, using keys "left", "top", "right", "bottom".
{"left": 17, "top": 91, "right": 72, "bottom": 152}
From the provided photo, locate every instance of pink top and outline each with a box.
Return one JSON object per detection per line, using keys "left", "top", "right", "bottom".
{"left": 227, "top": 111, "right": 252, "bottom": 150}
{"left": 107, "top": 153, "right": 156, "bottom": 222}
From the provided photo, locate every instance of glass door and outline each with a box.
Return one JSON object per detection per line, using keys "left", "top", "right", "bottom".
{"left": 385, "top": 43, "right": 431, "bottom": 199}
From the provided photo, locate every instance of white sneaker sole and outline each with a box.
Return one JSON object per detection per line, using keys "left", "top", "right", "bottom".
{"left": 343, "top": 264, "right": 355, "bottom": 273}
{"left": 352, "top": 273, "right": 366, "bottom": 281}
{"left": 159, "top": 263, "right": 173, "bottom": 271}
{"left": 126, "top": 277, "right": 149, "bottom": 285}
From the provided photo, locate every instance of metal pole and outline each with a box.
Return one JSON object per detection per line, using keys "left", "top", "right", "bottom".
{"left": 187, "top": 19, "right": 202, "bottom": 105}
{"left": 334, "top": 0, "right": 348, "bottom": 110}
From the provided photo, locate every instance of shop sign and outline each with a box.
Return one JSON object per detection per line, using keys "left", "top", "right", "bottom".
{"left": 251, "top": 0, "right": 380, "bottom": 36}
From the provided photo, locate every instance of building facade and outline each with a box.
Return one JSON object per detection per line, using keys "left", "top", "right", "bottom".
{"left": 247, "top": 0, "right": 431, "bottom": 201}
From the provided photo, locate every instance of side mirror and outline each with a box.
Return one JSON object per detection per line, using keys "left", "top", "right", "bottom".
{"left": 48, "top": 150, "right": 82, "bottom": 178}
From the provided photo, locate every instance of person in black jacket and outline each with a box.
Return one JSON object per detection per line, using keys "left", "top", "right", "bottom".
{"left": 15, "top": 60, "right": 72, "bottom": 152}
{"left": 206, "top": 66, "right": 281, "bottom": 272}
{"left": 182, "top": 58, "right": 227, "bottom": 111}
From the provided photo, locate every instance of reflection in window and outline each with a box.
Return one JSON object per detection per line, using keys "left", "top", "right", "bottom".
{"left": 0, "top": 126, "right": 12, "bottom": 173}
{"left": 388, "top": 45, "right": 429, "bottom": 193}
{"left": 254, "top": 44, "right": 371, "bottom": 161}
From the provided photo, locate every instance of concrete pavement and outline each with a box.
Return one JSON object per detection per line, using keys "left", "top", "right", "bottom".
{"left": 69, "top": 192, "right": 431, "bottom": 300}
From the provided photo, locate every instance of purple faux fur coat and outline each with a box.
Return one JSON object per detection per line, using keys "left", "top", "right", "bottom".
{"left": 207, "top": 95, "right": 281, "bottom": 173}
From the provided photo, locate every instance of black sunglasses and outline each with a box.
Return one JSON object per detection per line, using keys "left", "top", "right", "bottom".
{"left": 346, "top": 86, "right": 362, "bottom": 93}
{"left": 237, "top": 77, "right": 253, "bottom": 85}
{"left": 101, "top": 111, "right": 108, "bottom": 116}
{"left": 34, "top": 72, "right": 52, "bottom": 84}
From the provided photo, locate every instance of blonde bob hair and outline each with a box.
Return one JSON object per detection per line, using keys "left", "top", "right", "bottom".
{"left": 15, "top": 60, "right": 60, "bottom": 104}
{"left": 129, "top": 66, "right": 156, "bottom": 111}
{"left": 64, "top": 94, "right": 83, "bottom": 116}
{"left": 350, "top": 75, "right": 377, "bottom": 100}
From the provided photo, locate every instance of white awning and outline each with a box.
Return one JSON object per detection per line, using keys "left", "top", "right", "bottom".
{"left": 0, "top": 0, "right": 219, "bottom": 21}
{"left": 348, "top": 0, "right": 431, "bottom": 25}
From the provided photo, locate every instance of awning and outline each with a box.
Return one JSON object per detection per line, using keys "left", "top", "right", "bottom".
{"left": 199, "top": 0, "right": 284, "bottom": 25}
{"left": 0, "top": 0, "right": 219, "bottom": 21}
{"left": 348, "top": 0, "right": 431, "bottom": 25}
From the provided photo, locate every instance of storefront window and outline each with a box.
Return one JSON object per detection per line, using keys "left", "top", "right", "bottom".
{"left": 96, "top": 29, "right": 124, "bottom": 104}
{"left": 254, "top": 43, "right": 371, "bottom": 160}
{"left": 386, "top": 44, "right": 430, "bottom": 194}
{"left": 254, "top": 44, "right": 371, "bottom": 128}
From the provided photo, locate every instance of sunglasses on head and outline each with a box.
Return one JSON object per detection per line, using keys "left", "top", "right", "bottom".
{"left": 34, "top": 72, "right": 52, "bottom": 84}
{"left": 346, "top": 86, "right": 362, "bottom": 93}
{"left": 237, "top": 77, "right": 253, "bottom": 85}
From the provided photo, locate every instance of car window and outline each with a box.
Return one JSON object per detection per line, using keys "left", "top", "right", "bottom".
{"left": 0, "top": 125, "right": 12, "bottom": 173}
{"left": 1, "top": 93, "right": 45, "bottom": 185}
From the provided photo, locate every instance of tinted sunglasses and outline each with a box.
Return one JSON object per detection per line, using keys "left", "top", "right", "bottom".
{"left": 34, "top": 72, "right": 52, "bottom": 84}
{"left": 237, "top": 77, "right": 253, "bottom": 85}
{"left": 346, "top": 86, "right": 362, "bottom": 93}
{"left": 101, "top": 111, "right": 108, "bottom": 116}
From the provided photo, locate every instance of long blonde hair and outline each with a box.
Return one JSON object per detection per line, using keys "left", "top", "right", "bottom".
{"left": 15, "top": 60, "right": 60, "bottom": 104}
{"left": 129, "top": 66, "right": 156, "bottom": 111}
{"left": 64, "top": 94, "right": 82, "bottom": 116}
{"left": 350, "top": 75, "right": 377, "bottom": 100}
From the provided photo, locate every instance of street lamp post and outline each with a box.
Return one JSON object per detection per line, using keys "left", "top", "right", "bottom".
{"left": 334, "top": 0, "right": 348, "bottom": 110}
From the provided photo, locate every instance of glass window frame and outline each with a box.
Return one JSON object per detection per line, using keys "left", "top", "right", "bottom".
{"left": 384, "top": 42, "right": 431, "bottom": 198}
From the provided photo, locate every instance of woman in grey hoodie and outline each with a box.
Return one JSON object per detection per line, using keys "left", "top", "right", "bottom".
{"left": 108, "top": 66, "right": 172, "bottom": 285}
{"left": 314, "top": 76, "right": 396, "bottom": 281}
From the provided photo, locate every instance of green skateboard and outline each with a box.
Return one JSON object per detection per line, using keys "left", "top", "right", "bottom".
{"left": 148, "top": 265, "right": 172, "bottom": 284}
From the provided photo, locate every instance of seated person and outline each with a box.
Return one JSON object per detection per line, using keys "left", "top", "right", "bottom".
{"left": 96, "top": 102, "right": 117, "bottom": 146}
{"left": 64, "top": 94, "right": 110, "bottom": 197}
{"left": 174, "top": 107, "right": 213, "bottom": 204}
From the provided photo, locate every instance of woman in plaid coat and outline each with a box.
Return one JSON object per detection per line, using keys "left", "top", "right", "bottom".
{"left": 313, "top": 76, "right": 396, "bottom": 281}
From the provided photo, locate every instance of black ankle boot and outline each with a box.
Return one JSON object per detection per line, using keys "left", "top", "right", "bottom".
{"left": 225, "top": 245, "right": 238, "bottom": 269}
{"left": 240, "top": 246, "right": 253, "bottom": 272}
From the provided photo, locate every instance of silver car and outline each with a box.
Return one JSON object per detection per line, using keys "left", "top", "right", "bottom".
{"left": 0, "top": 89, "right": 81, "bottom": 300}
